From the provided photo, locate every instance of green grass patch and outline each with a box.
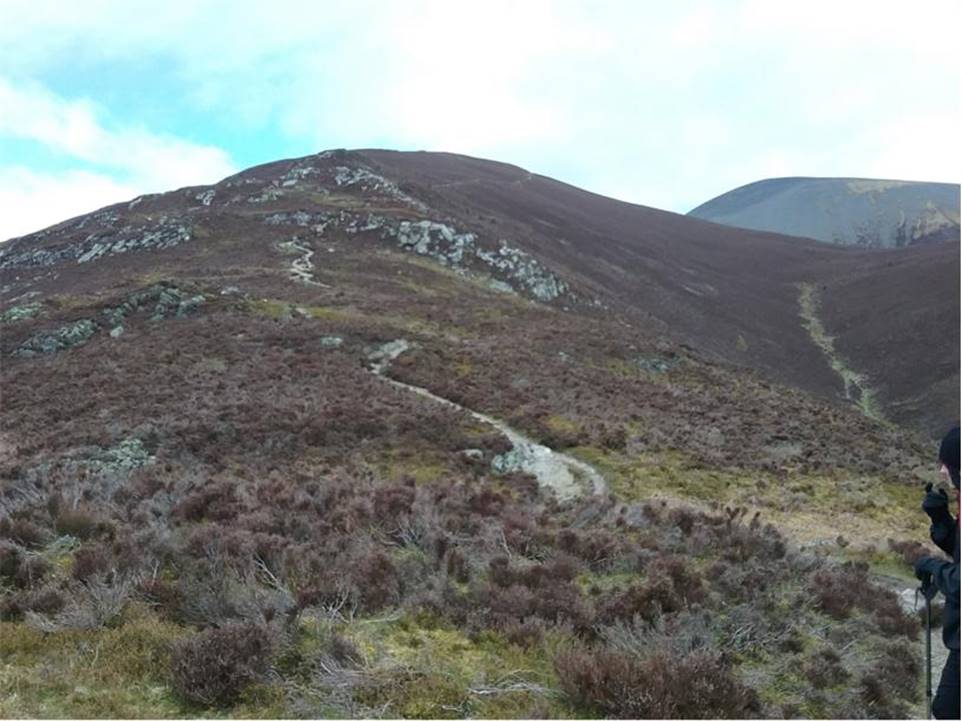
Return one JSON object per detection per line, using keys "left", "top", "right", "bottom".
{"left": 0, "top": 607, "right": 291, "bottom": 719}
{"left": 570, "top": 445, "right": 926, "bottom": 548}
{"left": 342, "top": 611, "right": 573, "bottom": 718}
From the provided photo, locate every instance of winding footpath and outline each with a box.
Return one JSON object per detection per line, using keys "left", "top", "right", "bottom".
{"left": 368, "top": 340, "right": 606, "bottom": 500}
{"left": 280, "top": 237, "right": 330, "bottom": 287}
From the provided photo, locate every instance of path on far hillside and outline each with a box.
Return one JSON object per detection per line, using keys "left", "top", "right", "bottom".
{"left": 368, "top": 340, "right": 607, "bottom": 500}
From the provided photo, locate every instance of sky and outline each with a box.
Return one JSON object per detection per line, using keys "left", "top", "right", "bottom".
{"left": 0, "top": 0, "right": 959, "bottom": 241}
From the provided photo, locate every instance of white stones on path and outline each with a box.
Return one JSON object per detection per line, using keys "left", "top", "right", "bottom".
{"left": 279, "top": 237, "right": 330, "bottom": 288}
{"left": 367, "top": 340, "right": 607, "bottom": 501}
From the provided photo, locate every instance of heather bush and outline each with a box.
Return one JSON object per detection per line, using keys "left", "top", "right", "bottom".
{"left": 811, "top": 564, "right": 863, "bottom": 619}
{"left": 857, "top": 639, "right": 920, "bottom": 718}
{"left": 801, "top": 646, "right": 849, "bottom": 689}
{"left": 596, "top": 577, "right": 682, "bottom": 625}
{"left": 54, "top": 507, "right": 110, "bottom": 540}
{"left": 14, "top": 555, "right": 50, "bottom": 590}
{"left": 555, "top": 645, "right": 760, "bottom": 719}
{"left": 72, "top": 544, "right": 111, "bottom": 581}
{"left": 0, "top": 586, "right": 66, "bottom": 620}
{"left": 810, "top": 561, "right": 917, "bottom": 639}
{"left": 350, "top": 549, "right": 400, "bottom": 612}
{"left": 170, "top": 622, "right": 272, "bottom": 708}
{"left": 0, "top": 518, "right": 48, "bottom": 548}
{"left": 887, "top": 537, "right": 929, "bottom": 566}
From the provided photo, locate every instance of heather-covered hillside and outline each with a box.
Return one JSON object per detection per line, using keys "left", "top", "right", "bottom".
{"left": 0, "top": 149, "right": 955, "bottom": 718}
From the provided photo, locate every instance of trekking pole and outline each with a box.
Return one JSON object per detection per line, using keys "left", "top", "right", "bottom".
{"left": 918, "top": 577, "right": 936, "bottom": 719}
{"left": 925, "top": 589, "right": 932, "bottom": 720}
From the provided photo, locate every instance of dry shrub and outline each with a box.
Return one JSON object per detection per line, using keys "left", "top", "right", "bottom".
{"left": 557, "top": 528, "right": 622, "bottom": 567}
{"left": 811, "top": 563, "right": 863, "bottom": 619}
{"left": 858, "top": 639, "right": 920, "bottom": 718}
{"left": 555, "top": 646, "right": 759, "bottom": 719}
{"left": 373, "top": 479, "right": 416, "bottom": 522}
{"left": 72, "top": 544, "right": 111, "bottom": 581}
{"left": 887, "top": 538, "right": 928, "bottom": 566}
{"left": 351, "top": 549, "right": 400, "bottom": 612}
{"left": 170, "top": 623, "right": 272, "bottom": 708}
{"left": 477, "top": 555, "right": 590, "bottom": 632}
{"left": 174, "top": 481, "right": 242, "bottom": 523}
{"left": 55, "top": 507, "right": 110, "bottom": 540}
{"left": 597, "top": 577, "right": 681, "bottom": 626}
{"left": 597, "top": 555, "right": 705, "bottom": 626}
{"left": 0, "top": 549, "right": 52, "bottom": 588}
{"left": 801, "top": 647, "right": 849, "bottom": 689}
{"left": 811, "top": 562, "right": 917, "bottom": 639}
{"left": 0, "top": 518, "right": 48, "bottom": 548}
{"left": 0, "top": 586, "right": 66, "bottom": 620}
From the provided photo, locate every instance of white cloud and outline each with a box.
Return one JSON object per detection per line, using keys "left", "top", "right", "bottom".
{"left": 0, "top": 0, "right": 957, "bottom": 221}
{"left": 0, "top": 167, "right": 137, "bottom": 241}
{"left": 0, "top": 77, "right": 236, "bottom": 240}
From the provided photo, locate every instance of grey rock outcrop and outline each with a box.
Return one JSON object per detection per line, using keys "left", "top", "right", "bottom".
{"left": 14, "top": 319, "right": 97, "bottom": 356}
{"left": 0, "top": 216, "right": 193, "bottom": 269}
{"left": 263, "top": 210, "right": 569, "bottom": 302}
{"left": 12, "top": 283, "right": 205, "bottom": 358}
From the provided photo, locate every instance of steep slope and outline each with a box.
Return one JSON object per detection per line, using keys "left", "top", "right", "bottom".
{"left": 687, "top": 177, "right": 960, "bottom": 248}
{"left": 357, "top": 150, "right": 960, "bottom": 437}
{"left": 0, "top": 149, "right": 953, "bottom": 718}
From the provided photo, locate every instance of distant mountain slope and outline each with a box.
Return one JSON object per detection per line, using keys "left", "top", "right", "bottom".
{"left": 688, "top": 177, "right": 960, "bottom": 248}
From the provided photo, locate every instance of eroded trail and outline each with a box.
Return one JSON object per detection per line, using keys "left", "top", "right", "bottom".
{"left": 797, "top": 282, "right": 883, "bottom": 422}
{"left": 279, "top": 237, "right": 329, "bottom": 287}
{"left": 368, "top": 340, "right": 606, "bottom": 500}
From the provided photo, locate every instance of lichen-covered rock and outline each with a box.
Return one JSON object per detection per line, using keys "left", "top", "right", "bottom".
{"left": 0, "top": 217, "right": 192, "bottom": 269}
{"left": 260, "top": 208, "right": 570, "bottom": 302}
{"left": 634, "top": 356, "right": 680, "bottom": 374}
{"left": 487, "top": 279, "right": 516, "bottom": 295}
{"left": 279, "top": 162, "right": 321, "bottom": 187}
{"left": 246, "top": 187, "right": 286, "bottom": 204}
{"left": 320, "top": 335, "right": 344, "bottom": 349}
{"left": 475, "top": 242, "right": 568, "bottom": 301}
{"left": 14, "top": 319, "right": 97, "bottom": 356}
{"left": 89, "top": 438, "right": 154, "bottom": 473}
{"left": 368, "top": 339, "right": 412, "bottom": 373}
{"left": 100, "top": 283, "right": 205, "bottom": 326}
{"left": 0, "top": 302, "right": 43, "bottom": 323}
{"left": 394, "top": 219, "right": 477, "bottom": 266}
{"left": 151, "top": 288, "right": 205, "bottom": 320}
{"left": 109, "top": 325, "right": 124, "bottom": 338}
{"left": 194, "top": 189, "right": 216, "bottom": 206}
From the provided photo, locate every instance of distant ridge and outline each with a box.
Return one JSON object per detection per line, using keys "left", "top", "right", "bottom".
{"left": 688, "top": 176, "right": 960, "bottom": 248}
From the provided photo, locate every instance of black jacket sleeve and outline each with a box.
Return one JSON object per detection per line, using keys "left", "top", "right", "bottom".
{"left": 931, "top": 556, "right": 960, "bottom": 606}
{"left": 931, "top": 516, "right": 957, "bottom": 557}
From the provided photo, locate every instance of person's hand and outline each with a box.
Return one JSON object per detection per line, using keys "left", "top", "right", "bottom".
{"left": 914, "top": 555, "right": 944, "bottom": 584}
{"left": 921, "top": 482, "right": 952, "bottom": 523}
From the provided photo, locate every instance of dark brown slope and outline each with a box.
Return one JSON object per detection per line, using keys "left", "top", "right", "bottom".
{"left": 359, "top": 150, "right": 960, "bottom": 436}
{"left": 820, "top": 242, "right": 960, "bottom": 433}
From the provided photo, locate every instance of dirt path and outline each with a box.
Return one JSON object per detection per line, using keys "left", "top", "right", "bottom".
{"left": 368, "top": 340, "right": 606, "bottom": 500}
{"left": 279, "top": 237, "right": 329, "bottom": 287}
{"left": 797, "top": 282, "right": 883, "bottom": 422}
